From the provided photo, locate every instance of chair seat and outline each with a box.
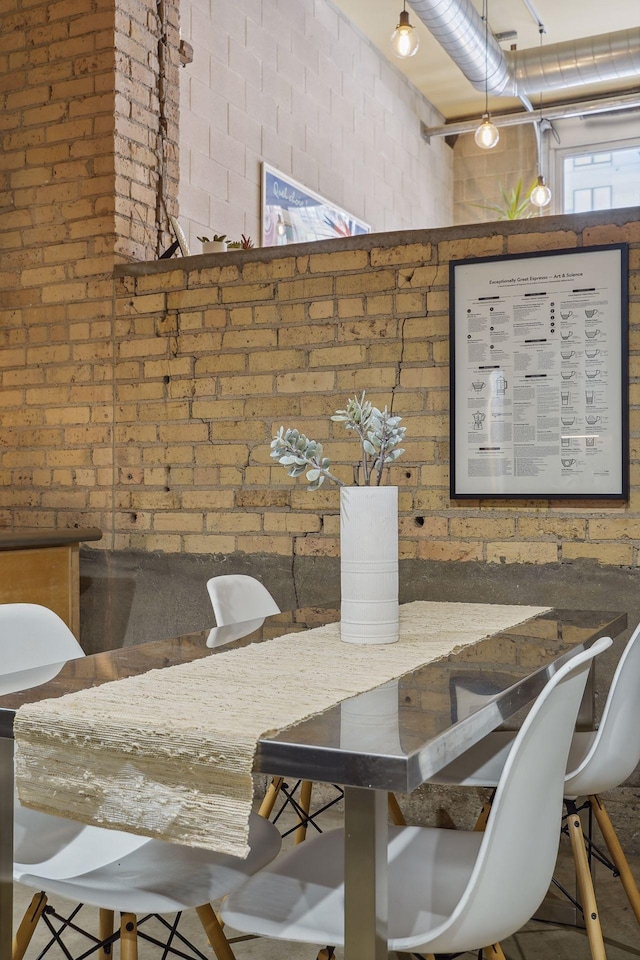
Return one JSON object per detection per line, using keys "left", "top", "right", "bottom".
{"left": 564, "top": 730, "right": 605, "bottom": 797}
{"left": 430, "top": 728, "right": 599, "bottom": 791}
{"left": 428, "top": 730, "right": 516, "bottom": 786}
{"left": 222, "top": 824, "right": 489, "bottom": 953}
{"left": 15, "top": 805, "right": 150, "bottom": 879}
{"left": 17, "top": 812, "right": 282, "bottom": 915}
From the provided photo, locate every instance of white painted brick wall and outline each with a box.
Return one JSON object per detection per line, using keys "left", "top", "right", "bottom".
{"left": 178, "top": 0, "right": 453, "bottom": 253}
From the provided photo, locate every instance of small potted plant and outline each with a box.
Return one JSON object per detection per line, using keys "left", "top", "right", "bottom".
{"left": 227, "top": 234, "right": 255, "bottom": 250}
{"left": 197, "top": 233, "right": 228, "bottom": 253}
{"left": 271, "top": 393, "right": 406, "bottom": 645}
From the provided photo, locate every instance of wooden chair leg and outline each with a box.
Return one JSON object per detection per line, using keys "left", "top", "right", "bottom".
{"left": 98, "top": 908, "right": 114, "bottom": 959}
{"left": 119, "top": 914, "right": 138, "bottom": 960}
{"left": 294, "top": 779, "right": 313, "bottom": 844}
{"left": 196, "top": 903, "right": 237, "bottom": 960}
{"left": 12, "top": 891, "right": 47, "bottom": 960}
{"left": 483, "top": 944, "right": 507, "bottom": 959}
{"left": 474, "top": 798, "right": 493, "bottom": 832}
{"left": 388, "top": 792, "right": 406, "bottom": 826}
{"left": 567, "top": 808, "right": 608, "bottom": 960}
{"left": 258, "top": 776, "right": 283, "bottom": 819}
{"left": 590, "top": 793, "right": 640, "bottom": 925}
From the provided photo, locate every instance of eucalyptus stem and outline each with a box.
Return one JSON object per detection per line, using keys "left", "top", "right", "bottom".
{"left": 270, "top": 392, "right": 406, "bottom": 492}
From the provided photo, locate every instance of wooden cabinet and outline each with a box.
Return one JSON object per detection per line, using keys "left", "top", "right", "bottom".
{"left": 0, "top": 529, "right": 102, "bottom": 638}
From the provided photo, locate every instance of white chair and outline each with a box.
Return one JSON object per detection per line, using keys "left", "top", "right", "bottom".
{"left": 3, "top": 603, "right": 282, "bottom": 960}
{"left": 14, "top": 813, "right": 282, "bottom": 960}
{"left": 0, "top": 602, "right": 85, "bottom": 696}
{"left": 428, "top": 623, "right": 640, "bottom": 959}
{"left": 221, "top": 637, "right": 611, "bottom": 958}
{"left": 206, "top": 574, "right": 280, "bottom": 647}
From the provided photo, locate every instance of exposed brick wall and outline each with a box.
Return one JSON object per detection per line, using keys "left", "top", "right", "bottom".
{"left": 98, "top": 211, "right": 639, "bottom": 566}
{"left": 178, "top": 0, "right": 453, "bottom": 252}
{"left": 114, "top": 0, "right": 180, "bottom": 260}
{"left": 0, "top": 0, "right": 179, "bottom": 534}
{"left": 1, "top": 3, "right": 638, "bottom": 572}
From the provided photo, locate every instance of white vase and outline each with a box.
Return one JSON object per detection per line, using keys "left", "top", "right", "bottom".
{"left": 340, "top": 485, "right": 399, "bottom": 644}
{"left": 340, "top": 680, "right": 402, "bottom": 751}
{"left": 202, "top": 240, "right": 227, "bottom": 253}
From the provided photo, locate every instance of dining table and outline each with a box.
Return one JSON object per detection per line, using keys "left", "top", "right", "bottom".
{"left": 0, "top": 601, "right": 627, "bottom": 960}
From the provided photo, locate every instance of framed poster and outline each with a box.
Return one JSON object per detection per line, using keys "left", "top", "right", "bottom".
{"left": 261, "top": 163, "right": 370, "bottom": 246}
{"left": 450, "top": 243, "right": 628, "bottom": 499}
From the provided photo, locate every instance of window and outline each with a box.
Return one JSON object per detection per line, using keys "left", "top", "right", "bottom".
{"left": 562, "top": 144, "right": 640, "bottom": 214}
{"left": 573, "top": 185, "right": 612, "bottom": 212}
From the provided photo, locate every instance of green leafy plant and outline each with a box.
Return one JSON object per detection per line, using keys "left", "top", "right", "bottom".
{"left": 477, "top": 178, "right": 537, "bottom": 220}
{"left": 197, "top": 233, "right": 227, "bottom": 243}
{"left": 228, "top": 234, "right": 255, "bottom": 250}
{"left": 270, "top": 392, "right": 406, "bottom": 491}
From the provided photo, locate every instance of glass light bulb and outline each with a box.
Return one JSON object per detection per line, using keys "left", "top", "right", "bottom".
{"left": 474, "top": 114, "right": 500, "bottom": 149}
{"left": 390, "top": 11, "right": 419, "bottom": 58}
{"left": 530, "top": 175, "right": 552, "bottom": 208}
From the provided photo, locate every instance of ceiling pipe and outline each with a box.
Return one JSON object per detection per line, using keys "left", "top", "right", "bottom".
{"left": 409, "top": 0, "right": 512, "bottom": 94}
{"left": 420, "top": 90, "right": 640, "bottom": 141}
{"left": 519, "top": 0, "right": 545, "bottom": 33}
{"left": 508, "top": 28, "right": 640, "bottom": 96}
{"left": 408, "top": 1, "right": 640, "bottom": 98}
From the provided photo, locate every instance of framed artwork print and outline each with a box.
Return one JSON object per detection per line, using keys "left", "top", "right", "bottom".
{"left": 261, "top": 163, "right": 370, "bottom": 247}
{"left": 450, "top": 243, "right": 628, "bottom": 500}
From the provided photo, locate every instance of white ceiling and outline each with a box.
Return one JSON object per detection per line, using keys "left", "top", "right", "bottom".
{"left": 333, "top": 0, "right": 640, "bottom": 120}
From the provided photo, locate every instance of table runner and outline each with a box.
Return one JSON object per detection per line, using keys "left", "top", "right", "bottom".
{"left": 14, "top": 601, "right": 548, "bottom": 857}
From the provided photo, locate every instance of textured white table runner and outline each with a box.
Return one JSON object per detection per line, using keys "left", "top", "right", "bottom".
{"left": 14, "top": 601, "right": 548, "bottom": 857}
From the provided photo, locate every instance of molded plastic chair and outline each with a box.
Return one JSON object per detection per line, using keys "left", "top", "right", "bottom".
{"left": 3, "top": 602, "right": 282, "bottom": 960}
{"left": 221, "top": 638, "right": 611, "bottom": 957}
{"left": 14, "top": 812, "right": 282, "bottom": 960}
{"left": 0, "top": 602, "right": 85, "bottom": 696}
{"left": 428, "top": 623, "right": 640, "bottom": 959}
{"left": 206, "top": 574, "right": 280, "bottom": 647}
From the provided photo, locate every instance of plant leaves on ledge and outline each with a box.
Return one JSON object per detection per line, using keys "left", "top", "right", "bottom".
{"left": 473, "top": 178, "right": 537, "bottom": 220}
{"left": 270, "top": 392, "right": 406, "bottom": 491}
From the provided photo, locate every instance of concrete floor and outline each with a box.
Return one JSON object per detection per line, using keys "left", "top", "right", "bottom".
{"left": 12, "top": 800, "right": 640, "bottom": 960}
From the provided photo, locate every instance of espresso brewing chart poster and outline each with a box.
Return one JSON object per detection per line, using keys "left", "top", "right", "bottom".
{"left": 450, "top": 244, "right": 628, "bottom": 498}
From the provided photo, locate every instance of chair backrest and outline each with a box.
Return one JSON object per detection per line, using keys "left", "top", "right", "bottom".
{"left": 206, "top": 575, "right": 280, "bottom": 647}
{"left": 3, "top": 604, "right": 153, "bottom": 875}
{"left": 434, "top": 636, "right": 612, "bottom": 951}
{"left": 206, "top": 575, "right": 280, "bottom": 625}
{"left": 0, "top": 603, "right": 84, "bottom": 695}
{"left": 564, "top": 622, "right": 640, "bottom": 797}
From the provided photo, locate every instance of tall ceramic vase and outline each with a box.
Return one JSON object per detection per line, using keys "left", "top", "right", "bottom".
{"left": 340, "top": 485, "right": 399, "bottom": 644}
{"left": 340, "top": 680, "right": 402, "bottom": 751}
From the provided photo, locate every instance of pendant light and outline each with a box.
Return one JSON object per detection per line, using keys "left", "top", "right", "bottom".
{"left": 530, "top": 25, "right": 552, "bottom": 208}
{"left": 530, "top": 173, "right": 552, "bottom": 208}
{"left": 474, "top": 0, "right": 499, "bottom": 149}
{"left": 391, "top": 2, "right": 419, "bottom": 59}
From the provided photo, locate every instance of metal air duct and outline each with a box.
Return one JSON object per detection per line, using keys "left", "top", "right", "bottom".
{"left": 507, "top": 28, "right": 640, "bottom": 96}
{"left": 408, "top": 0, "right": 640, "bottom": 99}
{"left": 409, "top": 0, "right": 512, "bottom": 94}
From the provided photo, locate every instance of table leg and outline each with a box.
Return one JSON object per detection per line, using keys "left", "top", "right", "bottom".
{"left": 344, "top": 787, "right": 388, "bottom": 960}
{"left": 0, "top": 735, "right": 14, "bottom": 960}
